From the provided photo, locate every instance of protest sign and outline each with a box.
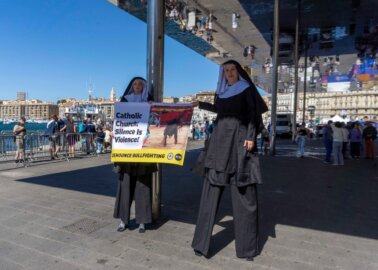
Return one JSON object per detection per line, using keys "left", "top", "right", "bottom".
{"left": 111, "top": 102, "right": 193, "bottom": 166}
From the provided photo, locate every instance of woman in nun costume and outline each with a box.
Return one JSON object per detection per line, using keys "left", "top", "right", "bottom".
{"left": 191, "top": 60, "right": 268, "bottom": 260}
{"left": 113, "top": 77, "right": 157, "bottom": 233}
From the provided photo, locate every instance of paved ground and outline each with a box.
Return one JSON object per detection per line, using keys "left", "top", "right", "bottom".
{"left": 0, "top": 139, "right": 377, "bottom": 270}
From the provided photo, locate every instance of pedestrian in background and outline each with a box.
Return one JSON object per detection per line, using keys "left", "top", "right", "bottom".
{"left": 323, "top": 120, "right": 333, "bottom": 164}
{"left": 194, "top": 123, "right": 200, "bottom": 140}
{"left": 96, "top": 126, "right": 105, "bottom": 154}
{"left": 60, "top": 117, "right": 77, "bottom": 158}
{"left": 362, "top": 122, "right": 377, "bottom": 160}
{"left": 260, "top": 127, "right": 270, "bottom": 155}
{"left": 104, "top": 126, "right": 112, "bottom": 153}
{"left": 13, "top": 116, "right": 26, "bottom": 163}
{"left": 85, "top": 118, "right": 96, "bottom": 154}
{"left": 350, "top": 122, "right": 362, "bottom": 159}
{"left": 46, "top": 115, "right": 58, "bottom": 160}
{"left": 56, "top": 115, "right": 66, "bottom": 157}
{"left": 331, "top": 121, "right": 345, "bottom": 166}
{"left": 296, "top": 123, "right": 309, "bottom": 158}
{"left": 78, "top": 119, "right": 87, "bottom": 134}
{"left": 341, "top": 122, "right": 350, "bottom": 159}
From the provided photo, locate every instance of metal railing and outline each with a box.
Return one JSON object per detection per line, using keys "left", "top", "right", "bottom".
{"left": 0, "top": 132, "right": 111, "bottom": 168}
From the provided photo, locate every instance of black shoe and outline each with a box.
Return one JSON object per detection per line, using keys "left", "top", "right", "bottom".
{"left": 15, "top": 159, "right": 19, "bottom": 164}
{"left": 246, "top": 256, "right": 254, "bottom": 261}
{"left": 194, "top": 249, "right": 209, "bottom": 259}
{"left": 194, "top": 250, "right": 203, "bottom": 257}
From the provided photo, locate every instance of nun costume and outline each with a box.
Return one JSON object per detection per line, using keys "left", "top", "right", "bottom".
{"left": 113, "top": 77, "right": 157, "bottom": 233}
{"left": 191, "top": 60, "right": 268, "bottom": 260}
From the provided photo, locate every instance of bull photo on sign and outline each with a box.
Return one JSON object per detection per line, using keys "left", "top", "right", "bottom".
{"left": 142, "top": 105, "right": 193, "bottom": 150}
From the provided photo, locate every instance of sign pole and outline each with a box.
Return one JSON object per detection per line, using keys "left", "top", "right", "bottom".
{"left": 147, "top": 0, "right": 165, "bottom": 221}
{"left": 269, "top": 0, "right": 280, "bottom": 155}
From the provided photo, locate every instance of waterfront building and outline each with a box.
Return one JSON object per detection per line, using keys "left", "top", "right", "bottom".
{"left": 24, "top": 103, "right": 59, "bottom": 120}
{"left": 96, "top": 101, "right": 115, "bottom": 121}
{"left": 0, "top": 101, "right": 59, "bottom": 121}
{"left": 178, "top": 95, "right": 195, "bottom": 103}
{"left": 163, "top": 96, "right": 179, "bottom": 103}
{"left": 0, "top": 104, "right": 24, "bottom": 120}
{"left": 196, "top": 91, "right": 215, "bottom": 103}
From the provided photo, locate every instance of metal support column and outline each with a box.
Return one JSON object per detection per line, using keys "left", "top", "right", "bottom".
{"left": 269, "top": 0, "right": 280, "bottom": 155}
{"left": 292, "top": 0, "right": 301, "bottom": 141}
{"left": 302, "top": 46, "right": 308, "bottom": 125}
{"left": 147, "top": 0, "right": 165, "bottom": 221}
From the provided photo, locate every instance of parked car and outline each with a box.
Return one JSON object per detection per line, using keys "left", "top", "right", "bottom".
{"left": 276, "top": 113, "right": 293, "bottom": 137}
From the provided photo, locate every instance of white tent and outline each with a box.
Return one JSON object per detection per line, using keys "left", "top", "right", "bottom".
{"left": 331, "top": 115, "right": 350, "bottom": 123}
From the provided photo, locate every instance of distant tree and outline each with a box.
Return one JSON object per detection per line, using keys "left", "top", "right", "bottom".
{"left": 57, "top": 99, "right": 67, "bottom": 104}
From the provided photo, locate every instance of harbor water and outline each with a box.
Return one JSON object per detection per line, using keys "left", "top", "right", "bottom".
{"left": 0, "top": 122, "right": 47, "bottom": 133}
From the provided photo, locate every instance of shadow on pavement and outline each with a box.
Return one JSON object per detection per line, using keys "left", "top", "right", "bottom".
{"left": 17, "top": 164, "right": 117, "bottom": 197}
{"left": 16, "top": 145, "right": 378, "bottom": 257}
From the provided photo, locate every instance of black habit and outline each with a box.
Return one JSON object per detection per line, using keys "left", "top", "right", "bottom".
{"left": 113, "top": 163, "right": 157, "bottom": 224}
{"left": 192, "top": 60, "right": 268, "bottom": 258}
{"left": 113, "top": 77, "right": 157, "bottom": 225}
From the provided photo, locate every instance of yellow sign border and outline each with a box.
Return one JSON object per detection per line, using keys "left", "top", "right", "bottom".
{"left": 111, "top": 148, "right": 186, "bottom": 166}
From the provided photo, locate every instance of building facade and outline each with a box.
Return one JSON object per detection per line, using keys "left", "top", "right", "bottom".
{"left": 178, "top": 95, "right": 196, "bottom": 103}
{"left": 0, "top": 104, "right": 24, "bottom": 120}
{"left": 0, "top": 102, "right": 59, "bottom": 120}
{"left": 263, "top": 89, "right": 378, "bottom": 123}
{"left": 196, "top": 91, "right": 216, "bottom": 103}
{"left": 24, "top": 103, "right": 59, "bottom": 120}
{"left": 163, "top": 97, "right": 179, "bottom": 103}
{"left": 96, "top": 101, "right": 115, "bottom": 121}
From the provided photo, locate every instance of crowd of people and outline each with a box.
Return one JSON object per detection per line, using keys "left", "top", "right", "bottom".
{"left": 322, "top": 120, "right": 377, "bottom": 165}
{"left": 293, "top": 119, "right": 377, "bottom": 163}
{"left": 45, "top": 114, "right": 113, "bottom": 159}
{"left": 191, "top": 120, "right": 215, "bottom": 141}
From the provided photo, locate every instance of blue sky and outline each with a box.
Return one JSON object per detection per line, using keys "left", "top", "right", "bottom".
{"left": 0, "top": 0, "right": 219, "bottom": 102}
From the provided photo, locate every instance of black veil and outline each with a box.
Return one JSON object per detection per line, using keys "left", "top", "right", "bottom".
{"left": 120, "top": 77, "right": 153, "bottom": 102}
{"left": 220, "top": 60, "right": 269, "bottom": 135}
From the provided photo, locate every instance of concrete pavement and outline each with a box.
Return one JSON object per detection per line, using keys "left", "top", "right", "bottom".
{"left": 0, "top": 139, "right": 377, "bottom": 270}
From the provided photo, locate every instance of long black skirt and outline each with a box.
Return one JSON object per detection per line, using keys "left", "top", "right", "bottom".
{"left": 113, "top": 172, "right": 152, "bottom": 224}
{"left": 192, "top": 178, "right": 259, "bottom": 258}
